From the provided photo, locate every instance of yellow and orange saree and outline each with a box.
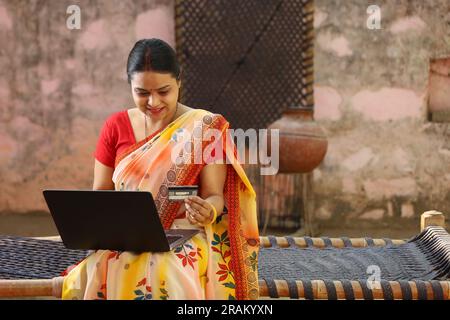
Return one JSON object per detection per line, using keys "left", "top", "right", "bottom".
{"left": 62, "top": 109, "right": 259, "bottom": 300}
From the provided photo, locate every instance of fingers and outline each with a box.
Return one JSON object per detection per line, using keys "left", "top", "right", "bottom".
{"left": 186, "top": 205, "right": 201, "bottom": 226}
{"left": 187, "top": 201, "right": 207, "bottom": 218}
{"left": 185, "top": 202, "right": 207, "bottom": 223}
{"left": 186, "top": 196, "right": 209, "bottom": 211}
{"left": 184, "top": 196, "right": 214, "bottom": 226}
{"left": 185, "top": 197, "right": 208, "bottom": 216}
{"left": 186, "top": 210, "right": 200, "bottom": 226}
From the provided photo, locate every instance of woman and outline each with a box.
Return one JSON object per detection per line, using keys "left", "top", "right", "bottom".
{"left": 62, "top": 39, "right": 260, "bottom": 300}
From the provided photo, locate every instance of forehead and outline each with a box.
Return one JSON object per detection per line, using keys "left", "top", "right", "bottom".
{"left": 131, "top": 71, "right": 176, "bottom": 89}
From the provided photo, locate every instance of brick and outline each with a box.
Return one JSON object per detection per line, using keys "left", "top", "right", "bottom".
{"left": 314, "top": 86, "right": 342, "bottom": 121}
{"left": 359, "top": 209, "right": 385, "bottom": 220}
{"left": 363, "top": 178, "right": 418, "bottom": 200}
{"left": 351, "top": 88, "right": 422, "bottom": 121}
{"left": 342, "top": 147, "right": 375, "bottom": 172}
{"left": 401, "top": 202, "right": 415, "bottom": 218}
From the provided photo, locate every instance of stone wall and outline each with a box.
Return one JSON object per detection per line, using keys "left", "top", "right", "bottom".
{"left": 0, "top": 0, "right": 174, "bottom": 212}
{"left": 313, "top": 0, "right": 450, "bottom": 227}
{"left": 0, "top": 0, "right": 448, "bottom": 232}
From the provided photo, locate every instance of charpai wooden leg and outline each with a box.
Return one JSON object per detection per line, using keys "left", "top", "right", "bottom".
{"left": 421, "top": 211, "right": 446, "bottom": 232}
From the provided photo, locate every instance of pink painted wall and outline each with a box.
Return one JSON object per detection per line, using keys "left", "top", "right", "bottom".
{"left": 0, "top": 0, "right": 174, "bottom": 212}
{"left": 0, "top": 0, "right": 449, "bottom": 231}
{"left": 313, "top": 0, "right": 450, "bottom": 226}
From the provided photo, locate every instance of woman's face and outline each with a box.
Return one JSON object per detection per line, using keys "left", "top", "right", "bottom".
{"left": 130, "top": 71, "right": 180, "bottom": 120}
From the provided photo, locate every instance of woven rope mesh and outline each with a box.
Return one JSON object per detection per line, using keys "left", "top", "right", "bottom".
{"left": 175, "top": 0, "right": 314, "bottom": 131}
{"left": 0, "top": 236, "right": 87, "bottom": 280}
{"left": 1, "top": 227, "right": 449, "bottom": 282}
{"left": 258, "top": 227, "right": 450, "bottom": 281}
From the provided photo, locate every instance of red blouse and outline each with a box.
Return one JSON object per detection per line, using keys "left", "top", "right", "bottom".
{"left": 95, "top": 109, "right": 226, "bottom": 168}
{"left": 94, "top": 110, "right": 137, "bottom": 168}
{"left": 94, "top": 109, "right": 222, "bottom": 218}
{"left": 94, "top": 110, "right": 185, "bottom": 219}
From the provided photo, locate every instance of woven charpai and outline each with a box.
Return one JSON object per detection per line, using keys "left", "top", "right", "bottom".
{"left": 0, "top": 236, "right": 87, "bottom": 280}
{"left": 258, "top": 226, "right": 450, "bottom": 299}
{"left": 1, "top": 227, "right": 449, "bottom": 299}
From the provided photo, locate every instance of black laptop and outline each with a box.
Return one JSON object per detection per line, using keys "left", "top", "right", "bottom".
{"left": 43, "top": 190, "right": 199, "bottom": 252}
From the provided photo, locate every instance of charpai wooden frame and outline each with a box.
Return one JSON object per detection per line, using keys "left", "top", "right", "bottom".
{"left": 0, "top": 211, "right": 448, "bottom": 300}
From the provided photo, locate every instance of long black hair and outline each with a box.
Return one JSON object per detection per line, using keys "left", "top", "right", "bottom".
{"left": 126, "top": 38, "right": 181, "bottom": 84}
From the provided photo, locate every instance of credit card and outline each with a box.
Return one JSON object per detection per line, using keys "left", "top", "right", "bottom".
{"left": 168, "top": 185, "right": 199, "bottom": 201}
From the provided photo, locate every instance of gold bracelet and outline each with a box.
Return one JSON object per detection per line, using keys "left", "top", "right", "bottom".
{"left": 209, "top": 204, "right": 217, "bottom": 224}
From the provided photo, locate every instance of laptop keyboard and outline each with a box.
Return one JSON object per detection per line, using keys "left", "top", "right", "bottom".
{"left": 167, "top": 235, "right": 182, "bottom": 244}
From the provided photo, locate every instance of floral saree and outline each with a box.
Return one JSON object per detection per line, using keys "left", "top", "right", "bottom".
{"left": 62, "top": 109, "right": 259, "bottom": 300}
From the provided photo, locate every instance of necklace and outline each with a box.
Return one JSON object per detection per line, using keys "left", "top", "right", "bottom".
{"left": 144, "top": 103, "right": 179, "bottom": 138}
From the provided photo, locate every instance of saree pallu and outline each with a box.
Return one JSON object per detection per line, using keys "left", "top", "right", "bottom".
{"left": 62, "top": 109, "right": 259, "bottom": 300}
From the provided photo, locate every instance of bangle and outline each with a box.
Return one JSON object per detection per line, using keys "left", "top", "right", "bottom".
{"left": 209, "top": 204, "right": 217, "bottom": 224}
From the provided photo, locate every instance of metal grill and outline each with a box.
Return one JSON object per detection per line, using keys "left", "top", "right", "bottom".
{"left": 175, "top": 0, "right": 315, "bottom": 131}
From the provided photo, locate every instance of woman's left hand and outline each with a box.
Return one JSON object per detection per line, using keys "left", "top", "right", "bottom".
{"left": 184, "top": 196, "right": 215, "bottom": 226}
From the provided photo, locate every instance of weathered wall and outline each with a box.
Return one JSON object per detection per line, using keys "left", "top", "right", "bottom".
{"left": 0, "top": 0, "right": 174, "bottom": 212}
{"left": 313, "top": 0, "right": 450, "bottom": 227}
{"left": 0, "top": 0, "right": 449, "bottom": 232}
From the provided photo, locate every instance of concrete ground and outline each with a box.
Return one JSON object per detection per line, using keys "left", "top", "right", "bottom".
{"left": 0, "top": 211, "right": 420, "bottom": 240}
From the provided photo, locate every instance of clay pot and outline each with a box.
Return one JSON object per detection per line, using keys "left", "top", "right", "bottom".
{"left": 267, "top": 107, "right": 328, "bottom": 173}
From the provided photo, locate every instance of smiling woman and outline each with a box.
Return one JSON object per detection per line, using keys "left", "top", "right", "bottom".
{"left": 126, "top": 39, "right": 183, "bottom": 140}
{"left": 130, "top": 71, "right": 180, "bottom": 139}
{"left": 62, "top": 38, "right": 260, "bottom": 300}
